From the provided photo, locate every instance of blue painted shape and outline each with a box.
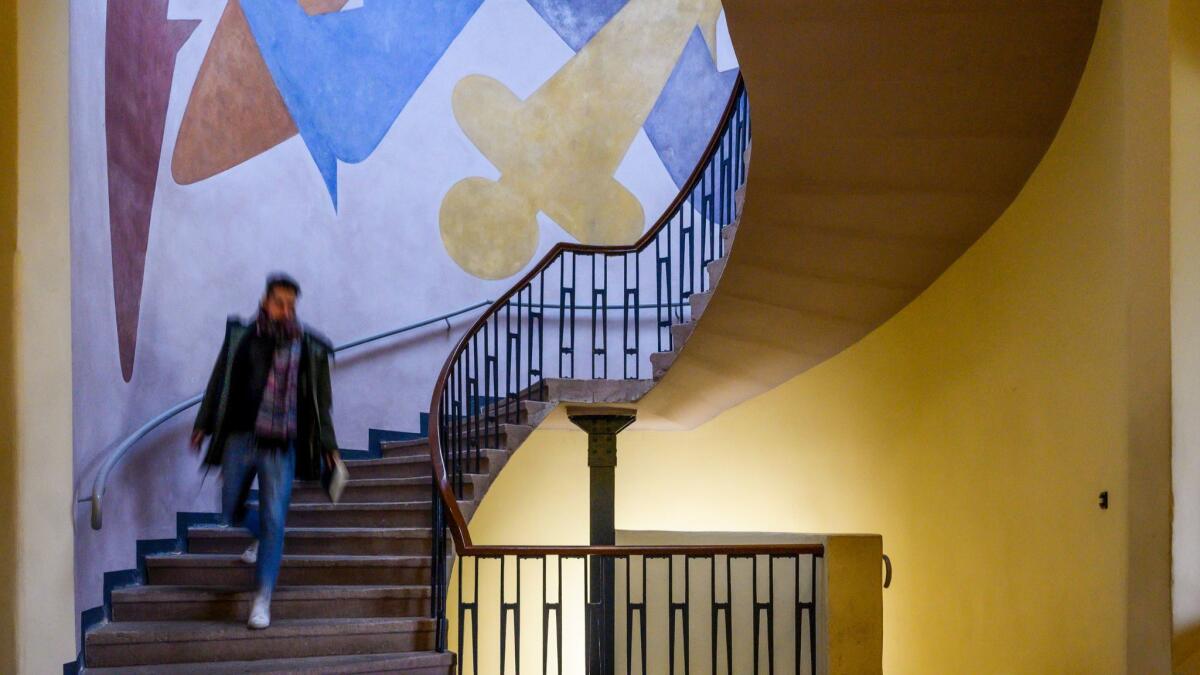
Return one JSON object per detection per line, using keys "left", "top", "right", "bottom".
{"left": 525, "top": 0, "right": 627, "bottom": 51}
{"left": 240, "top": 0, "right": 484, "bottom": 208}
{"left": 645, "top": 29, "right": 739, "bottom": 188}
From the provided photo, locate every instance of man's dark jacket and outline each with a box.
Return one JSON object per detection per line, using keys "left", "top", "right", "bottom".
{"left": 193, "top": 316, "right": 338, "bottom": 481}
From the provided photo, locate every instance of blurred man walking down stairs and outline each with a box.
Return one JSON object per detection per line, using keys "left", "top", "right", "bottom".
{"left": 191, "top": 274, "right": 340, "bottom": 630}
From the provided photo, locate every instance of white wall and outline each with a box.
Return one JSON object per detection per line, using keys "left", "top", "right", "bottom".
{"left": 70, "top": 0, "right": 738, "bottom": 623}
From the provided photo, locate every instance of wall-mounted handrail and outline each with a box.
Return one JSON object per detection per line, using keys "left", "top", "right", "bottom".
{"left": 82, "top": 300, "right": 494, "bottom": 531}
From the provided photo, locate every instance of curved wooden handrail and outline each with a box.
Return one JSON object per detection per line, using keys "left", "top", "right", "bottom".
{"left": 428, "top": 75, "right": 746, "bottom": 554}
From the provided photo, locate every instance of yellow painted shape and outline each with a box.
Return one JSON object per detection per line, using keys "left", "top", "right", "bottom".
{"left": 441, "top": 0, "right": 722, "bottom": 279}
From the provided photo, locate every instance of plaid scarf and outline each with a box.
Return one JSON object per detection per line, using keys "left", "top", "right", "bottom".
{"left": 254, "top": 310, "right": 302, "bottom": 444}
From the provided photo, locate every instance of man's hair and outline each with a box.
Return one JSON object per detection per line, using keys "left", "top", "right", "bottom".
{"left": 265, "top": 272, "right": 302, "bottom": 298}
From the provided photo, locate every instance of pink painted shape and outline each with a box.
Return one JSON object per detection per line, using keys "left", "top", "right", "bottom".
{"left": 105, "top": 1, "right": 198, "bottom": 381}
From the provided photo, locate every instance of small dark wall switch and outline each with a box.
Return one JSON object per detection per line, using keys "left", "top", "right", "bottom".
{"left": 1099, "top": 491, "right": 1109, "bottom": 510}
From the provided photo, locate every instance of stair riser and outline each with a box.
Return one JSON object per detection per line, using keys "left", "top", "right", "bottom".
{"left": 671, "top": 323, "right": 695, "bottom": 347}
{"left": 285, "top": 509, "right": 431, "bottom": 528}
{"left": 369, "top": 666, "right": 453, "bottom": 675}
{"left": 111, "top": 596, "right": 428, "bottom": 622}
{"left": 385, "top": 429, "right": 527, "bottom": 458}
{"left": 83, "top": 660, "right": 454, "bottom": 675}
{"left": 291, "top": 483, "right": 457, "bottom": 505}
{"left": 146, "top": 565, "right": 431, "bottom": 587}
{"left": 345, "top": 457, "right": 496, "bottom": 480}
{"left": 343, "top": 462, "right": 432, "bottom": 479}
{"left": 189, "top": 535, "right": 432, "bottom": 557}
{"left": 86, "top": 629, "right": 435, "bottom": 668}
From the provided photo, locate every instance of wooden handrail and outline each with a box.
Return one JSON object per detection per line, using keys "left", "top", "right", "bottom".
{"left": 428, "top": 75, "right": 747, "bottom": 555}
{"left": 453, "top": 543, "right": 824, "bottom": 557}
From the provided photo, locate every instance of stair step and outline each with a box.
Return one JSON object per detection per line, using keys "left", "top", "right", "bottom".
{"left": 144, "top": 553, "right": 434, "bottom": 587}
{"left": 447, "top": 422, "right": 531, "bottom": 452}
{"left": 290, "top": 476, "right": 469, "bottom": 504}
{"left": 670, "top": 321, "right": 696, "bottom": 349}
{"left": 83, "top": 650, "right": 455, "bottom": 674}
{"left": 110, "top": 584, "right": 431, "bottom": 622}
{"left": 689, "top": 290, "right": 713, "bottom": 319}
{"left": 471, "top": 398, "right": 554, "bottom": 428}
{"left": 187, "top": 526, "right": 434, "bottom": 556}
{"left": 281, "top": 501, "right": 429, "bottom": 528}
{"left": 83, "top": 617, "right": 437, "bottom": 668}
{"left": 650, "top": 351, "right": 678, "bottom": 379}
{"left": 249, "top": 500, "right": 451, "bottom": 528}
{"left": 722, "top": 222, "right": 738, "bottom": 246}
{"left": 707, "top": 257, "right": 728, "bottom": 287}
{"left": 381, "top": 424, "right": 531, "bottom": 457}
{"left": 540, "top": 378, "right": 655, "bottom": 404}
{"left": 342, "top": 456, "right": 433, "bottom": 480}
{"left": 379, "top": 408, "right": 549, "bottom": 458}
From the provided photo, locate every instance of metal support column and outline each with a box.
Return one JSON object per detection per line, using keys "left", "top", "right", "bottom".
{"left": 567, "top": 406, "right": 636, "bottom": 675}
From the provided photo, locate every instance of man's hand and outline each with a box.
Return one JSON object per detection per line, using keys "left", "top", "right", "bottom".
{"left": 323, "top": 450, "right": 339, "bottom": 470}
{"left": 190, "top": 430, "right": 205, "bottom": 453}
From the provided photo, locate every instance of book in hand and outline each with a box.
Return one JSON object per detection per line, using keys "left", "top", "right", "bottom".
{"left": 322, "top": 454, "right": 349, "bottom": 504}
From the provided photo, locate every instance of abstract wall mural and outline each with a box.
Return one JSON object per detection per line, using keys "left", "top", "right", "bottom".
{"left": 440, "top": 0, "right": 730, "bottom": 279}
{"left": 74, "top": 0, "right": 737, "bottom": 618}
{"left": 116, "top": 0, "right": 482, "bottom": 380}
{"left": 176, "top": 0, "right": 482, "bottom": 207}
{"left": 105, "top": 1, "right": 198, "bottom": 382}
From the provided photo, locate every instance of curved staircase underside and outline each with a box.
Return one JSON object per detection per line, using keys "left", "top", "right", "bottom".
{"left": 637, "top": 0, "right": 1102, "bottom": 428}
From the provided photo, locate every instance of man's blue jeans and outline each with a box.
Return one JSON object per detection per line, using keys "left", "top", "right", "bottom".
{"left": 221, "top": 432, "right": 294, "bottom": 596}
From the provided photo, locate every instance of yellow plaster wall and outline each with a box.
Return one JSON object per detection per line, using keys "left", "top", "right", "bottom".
{"left": 0, "top": 0, "right": 18, "bottom": 671}
{"left": 11, "top": 0, "right": 74, "bottom": 671}
{"left": 466, "top": 0, "right": 1174, "bottom": 671}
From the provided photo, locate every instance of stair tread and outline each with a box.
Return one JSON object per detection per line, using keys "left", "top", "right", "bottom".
{"left": 343, "top": 455, "right": 431, "bottom": 466}
{"left": 86, "top": 617, "right": 434, "bottom": 645}
{"left": 189, "top": 526, "right": 432, "bottom": 539}
{"left": 256, "top": 501, "right": 433, "bottom": 511}
{"left": 82, "top": 650, "right": 454, "bottom": 674}
{"left": 112, "top": 584, "right": 430, "bottom": 601}
{"left": 146, "top": 553, "right": 431, "bottom": 566}
{"left": 294, "top": 476, "right": 436, "bottom": 487}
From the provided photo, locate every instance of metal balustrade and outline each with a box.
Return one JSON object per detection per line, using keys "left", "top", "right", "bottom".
{"left": 454, "top": 547, "right": 822, "bottom": 675}
{"left": 421, "top": 78, "right": 827, "bottom": 673}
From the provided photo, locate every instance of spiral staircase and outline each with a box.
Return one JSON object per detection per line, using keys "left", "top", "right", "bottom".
{"left": 77, "top": 2, "right": 1101, "bottom": 672}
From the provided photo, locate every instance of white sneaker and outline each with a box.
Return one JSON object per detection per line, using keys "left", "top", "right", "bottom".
{"left": 248, "top": 592, "right": 271, "bottom": 629}
{"left": 240, "top": 541, "right": 259, "bottom": 564}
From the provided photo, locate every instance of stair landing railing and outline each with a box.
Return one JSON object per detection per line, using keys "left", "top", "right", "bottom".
{"left": 426, "top": 78, "right": 827, "bottom": 672}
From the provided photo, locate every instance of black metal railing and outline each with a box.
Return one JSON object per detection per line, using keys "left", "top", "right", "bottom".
{"left": 427, "top": 77, "right": 772, "bottom": 672}
{"left": 453, "top": 547, "right": 822, "bottom": 675}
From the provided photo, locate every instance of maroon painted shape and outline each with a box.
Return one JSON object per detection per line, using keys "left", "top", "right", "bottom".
{"left": 105, "top": 1, "right": 198, "bottom": 381}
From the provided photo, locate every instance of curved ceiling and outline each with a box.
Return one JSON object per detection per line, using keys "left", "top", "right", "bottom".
{"left": 639, "top": 0, "right": 1102, "bottom": 428}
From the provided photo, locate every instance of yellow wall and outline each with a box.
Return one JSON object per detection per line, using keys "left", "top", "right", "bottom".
{"left": 0, "top": 0, "right": 18, "bottom": 671}
{"left": 10, "top": 0, "right": 74, "bottom": 672}
{"left": 467, "top": 0, "right": 1174, "bottom": 672}
{"left": 1172, "top": 0, "right": 1200, "bottom": 671}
